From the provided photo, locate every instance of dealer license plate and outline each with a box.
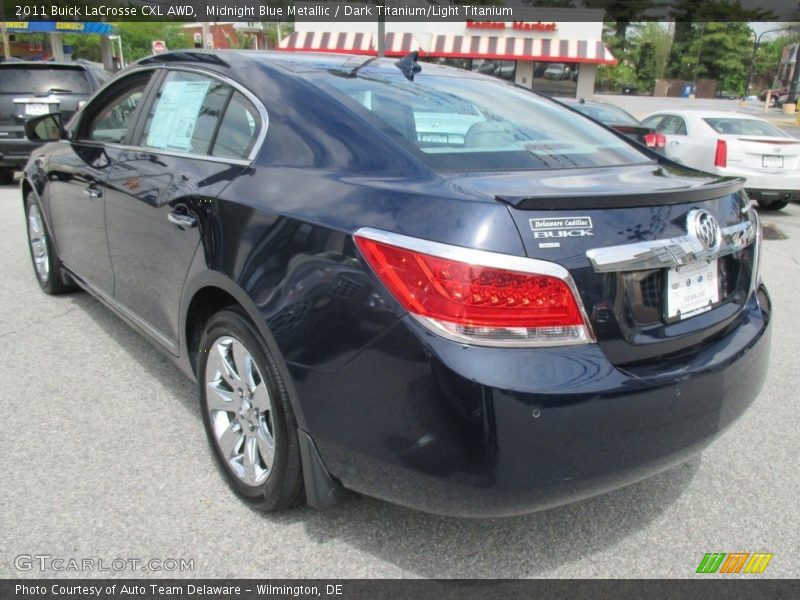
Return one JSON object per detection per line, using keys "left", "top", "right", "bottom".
{"left": 24, "top": 103, "right": 50, "bottom": 116}
{"left": 762, "top": 155, "right": 783, "bottom": 168}
{"left": 666, "top": 259, "right": 720, "bottom": 320}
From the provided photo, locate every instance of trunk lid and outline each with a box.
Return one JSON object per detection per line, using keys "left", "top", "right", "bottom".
{"left": 445, "top": 163, "right": 756, "bottom": 365}
{"left": 724, "top": 136, "right": 800, "bottom": 172}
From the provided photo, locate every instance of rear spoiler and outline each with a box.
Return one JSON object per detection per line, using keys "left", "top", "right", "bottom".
{"left": 496, "top": 178, "right": 744, "bottom": 210}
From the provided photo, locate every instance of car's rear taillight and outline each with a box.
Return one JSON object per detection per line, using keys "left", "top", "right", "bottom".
{"left": 354, "top": 230, "right": 593, "bottom": 346}
{"left": 714, "top": 139, "right": 727, "bottom": 167}
{"left": 643, "top": 132, "right": 666, "bottom": 149}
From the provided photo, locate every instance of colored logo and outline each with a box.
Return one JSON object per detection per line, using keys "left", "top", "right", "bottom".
{"left": 696, "top": 552, "right": 773, "bottom": 574}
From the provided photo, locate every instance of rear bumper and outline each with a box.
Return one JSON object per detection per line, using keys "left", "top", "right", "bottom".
{"left": 294, "top": 287, "right": 771, "bottom": 517}
{"left": 746, "top": 188, "right": 800, "bottom": 203}
{"left": 0, "top": 139, "right": 39, "bottom": 168}
{"left": 716, "top": 167, "right": 800, "bottom": 194}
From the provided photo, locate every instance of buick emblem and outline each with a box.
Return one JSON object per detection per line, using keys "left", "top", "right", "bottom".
{"left": 687, "top": 209, "right": 721, "bottom": 251}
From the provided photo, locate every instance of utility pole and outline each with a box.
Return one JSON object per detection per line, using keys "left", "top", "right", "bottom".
{"left": 1, "top": 24, "right": 10, "bottom": 61}
{"left": 1, "top": 2, "right": 11, "bottom": 61}
{"left": 375, "top": 1, "right": 385, "bottom": 58}
{"left": 202, "top": 22, "right": 212, "bottom": 49}
{"left": 789, "top": 43, "right": 800, "bottom": 104}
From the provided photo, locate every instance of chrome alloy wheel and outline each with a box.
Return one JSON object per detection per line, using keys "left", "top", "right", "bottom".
{"left": 27, "top": 203, "right": 49, "bottom": 283}
{"left": 205, "top": 336, "right": 276, "bottom": 486}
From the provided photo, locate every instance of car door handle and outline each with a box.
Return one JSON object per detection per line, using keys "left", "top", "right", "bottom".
{"left": 168, "top": 211, "right": 198, "bottom": 229}
{"left": 84, "top": 186, "right": 102, "bottom": 199}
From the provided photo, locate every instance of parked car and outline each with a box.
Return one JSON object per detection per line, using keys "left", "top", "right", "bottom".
{"left": 21, "top": 51, "right": 770, "bottom": 517}
{"left": 0, "top": 60, "right": 109, "bottom": 184}
{"left": 641, "top": 110, "right": 800, "bottom": 210}
{"left": 561, "top": 98, "right": 666, "bottom": 152}
{"left": 758, "top": 88, "right": 787, "bottom": 108}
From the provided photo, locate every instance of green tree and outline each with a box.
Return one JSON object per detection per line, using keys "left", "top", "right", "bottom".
{"left": 667, "top": 0, "right": 776, "bottom": 78}
{"left": 674, "top": 22, "right": 753, "bottom": 93}
{"left": 63, "top": 22, "right": 190, "bottom": 65}
{"left": 114, "top": 22, "right": 191, "bottom": 62}
{"left": 626, "top": 21, "right": 673, "bottom": 92}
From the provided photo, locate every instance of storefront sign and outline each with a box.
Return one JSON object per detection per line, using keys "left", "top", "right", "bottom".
{"left": 466, "top": 21, "right": 558, "bottom": 32}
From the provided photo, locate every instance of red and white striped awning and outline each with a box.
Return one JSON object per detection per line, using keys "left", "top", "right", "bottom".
{"left": 277, "top": 31, "right": 423, "bottom": 57}
{"left": 277, "top": 32, "right": 616, "bottom": 65}
{"left": 428, "top": 35, "right": 616, "bottom": 65}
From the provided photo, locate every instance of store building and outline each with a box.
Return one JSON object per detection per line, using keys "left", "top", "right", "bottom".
{"left": 277, "top": 7, "right": 614, "bottom": 98}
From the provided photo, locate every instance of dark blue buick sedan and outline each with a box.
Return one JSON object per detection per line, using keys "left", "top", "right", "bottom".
{"left": 21, "top": 51, "right": 770, "bottom": 517}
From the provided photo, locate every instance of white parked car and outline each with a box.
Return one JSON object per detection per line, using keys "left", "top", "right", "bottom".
{"left": 641, "top": 110, "right": 800, "bottom": 210}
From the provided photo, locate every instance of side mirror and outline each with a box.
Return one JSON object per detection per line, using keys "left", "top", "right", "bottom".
{"left": 25, "top": 113, "right": 63, "bottom": 143}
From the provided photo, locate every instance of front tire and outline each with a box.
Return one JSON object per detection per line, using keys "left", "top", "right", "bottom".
{"left": 198, "top": 309, "right": 304, "bottom": 511}
{"left": 24, "top": 193, "right": 75, "bottom": 294}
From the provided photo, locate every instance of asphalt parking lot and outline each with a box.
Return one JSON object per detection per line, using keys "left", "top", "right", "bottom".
{"left": 0, "top": 177, "right": 798, "bottom": 579}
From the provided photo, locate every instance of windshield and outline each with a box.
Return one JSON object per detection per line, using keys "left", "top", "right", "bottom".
{"left": 317, "top": 71, "right": 651, "bottom": 172}
{"left": 570, "top": 103, "right": 640, "bottom": 126}
{"left": 703, "top": 118, "right": 790, "bottom": 138}
{"left": 0, "top": 67, "right": 92, "bottom": 94}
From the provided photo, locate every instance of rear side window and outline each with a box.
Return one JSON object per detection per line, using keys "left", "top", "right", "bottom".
{"left": 318, "top": 73, "right": 650, "bottom": 172}
{"left": 142, "top": 71, "right": 231, "bottom": 155}
{"left": 703, "top": 118, "right": 790, "bottom": 137}
{"left": 0, "top": 67, "right": 92, "bottom": 94}
{"left": 211, "top": 92, "right": 260, "bottom": 160}
{"left": 659, "top": 116, "right": 687, "bottom": 135}
{"left": 641, "top": 115, "right": 665, "bottom": 129}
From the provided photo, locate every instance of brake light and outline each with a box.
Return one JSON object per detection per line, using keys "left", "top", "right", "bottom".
{"left": 643, "top": 132, "right": 666, "bottom": 149}
{"left": 354, "top": 230, "right": 593, "bottom": 346}
{"left": 714, "top": 139, "right": 727, "bottom": 167}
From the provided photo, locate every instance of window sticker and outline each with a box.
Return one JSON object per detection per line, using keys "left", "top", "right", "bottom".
{"left": 146, "top": 80, "right": 210, "bottom": 152}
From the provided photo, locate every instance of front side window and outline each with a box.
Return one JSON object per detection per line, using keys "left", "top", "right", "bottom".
{"left": 142, "top": 71, "right": 232, "bottom": 155}
{"left": 84, "top": 80, "right": 148, "bottom": 143}
{"left": 319, "top": 72, "right": 650, "bottom": 172}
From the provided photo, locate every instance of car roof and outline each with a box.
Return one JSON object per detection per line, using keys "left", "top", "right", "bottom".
{"left": 134, "top": 49, "right": 487, "bottom": 80}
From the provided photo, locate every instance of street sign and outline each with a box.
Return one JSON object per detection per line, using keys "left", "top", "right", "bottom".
{"left": 152, "top": 40, "right": 167, "bottom": 55}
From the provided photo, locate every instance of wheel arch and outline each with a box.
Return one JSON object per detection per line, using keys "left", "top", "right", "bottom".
{"left": 180, "top": 269, "right": 309, "bottom": 432}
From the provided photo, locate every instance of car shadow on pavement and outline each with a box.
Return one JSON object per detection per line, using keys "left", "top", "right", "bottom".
{"left": 70, "top": 288, "right": 700, "bottom": 578}
{"left": 278, "top": 459, "right": 698, "bottom": 578}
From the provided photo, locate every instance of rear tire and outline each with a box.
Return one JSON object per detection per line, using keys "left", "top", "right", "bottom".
{"left": 0, "top": 168, "right": 15, "bottom": 185}
{"left": 24, "top": 193, "right": 76, "bottom": 294}
{"left": 198, "top": 308, "right": 304, "bottom": 511}
{"left": 757, "top": 199, "right": 788, "bottom": 211}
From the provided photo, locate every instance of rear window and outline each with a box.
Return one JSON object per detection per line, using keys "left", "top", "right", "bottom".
{"left": 570, "top": 103, "right": 640, "bottom": 126}
{"left": 0, "top": 66, "right": 92, "bottom": 94}
{"left": 318, "top": 72, "right": 650, "bottom": 171}
{"left": 703, "top": 118, "right": 790, "bottom": 138}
